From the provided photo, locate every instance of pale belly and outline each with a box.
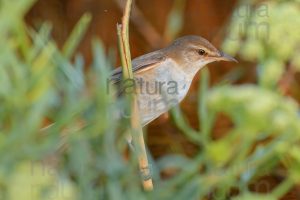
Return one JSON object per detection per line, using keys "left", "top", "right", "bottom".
{"left": 134, "top": 60, "right": 192, "bottom": 125}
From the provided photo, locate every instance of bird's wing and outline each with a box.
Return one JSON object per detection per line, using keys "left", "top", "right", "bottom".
{"left": 110, "top": 51, "right": 166, "bottom": 84}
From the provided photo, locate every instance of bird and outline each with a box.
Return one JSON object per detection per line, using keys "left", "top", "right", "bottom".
{"left": 110, "top": 35, "right": 237, "bottom": 126}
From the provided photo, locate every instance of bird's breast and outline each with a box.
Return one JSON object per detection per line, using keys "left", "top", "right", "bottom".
{"left": 134, "top": 59, "right": 192, "bottom": 125}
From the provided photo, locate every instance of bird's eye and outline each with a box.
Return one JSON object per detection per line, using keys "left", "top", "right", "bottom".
{"left": 198, "top": 49, "right": 206, "bottom": 56}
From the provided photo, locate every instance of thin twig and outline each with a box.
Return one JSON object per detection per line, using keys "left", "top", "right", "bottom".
{"left": 117, "top": 0, "right": 153, "bottom": 191}
{"left": 114, "top": 0, "right": 163, "bottom": 48}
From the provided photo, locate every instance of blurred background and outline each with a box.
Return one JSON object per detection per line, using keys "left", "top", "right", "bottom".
{"left": 1, "top": 0, "right": 300, "bottom": 199}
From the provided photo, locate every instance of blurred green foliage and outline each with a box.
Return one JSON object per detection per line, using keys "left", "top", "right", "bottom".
{"left": 1, "top": 0, "right": 300, "bottom": 200}
{"left": 223, "top": 0, "right": 300, "bottom": 88}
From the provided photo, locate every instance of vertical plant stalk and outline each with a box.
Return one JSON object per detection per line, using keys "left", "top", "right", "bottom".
{"left": 117, "top": 0, "right": 153, "bottom": 191}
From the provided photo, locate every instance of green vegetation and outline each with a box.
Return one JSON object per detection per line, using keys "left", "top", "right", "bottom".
{"left": 0, "top": 0, "right": 300, "bottom": 199}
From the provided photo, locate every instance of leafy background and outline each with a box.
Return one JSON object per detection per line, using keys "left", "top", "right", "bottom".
{"left": 1, "top": 0, "right": 300, "bottom": 199}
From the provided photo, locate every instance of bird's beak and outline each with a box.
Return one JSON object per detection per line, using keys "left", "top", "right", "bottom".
{"left": 217, "top": 51, "right": 238, "bottom": 63}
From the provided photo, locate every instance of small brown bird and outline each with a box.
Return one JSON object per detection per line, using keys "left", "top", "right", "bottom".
{"left": 111, "top": 35, "right": 237, "bottom": 126}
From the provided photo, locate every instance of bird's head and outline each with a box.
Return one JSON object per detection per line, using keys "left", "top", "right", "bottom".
{"left": 164, "top": 35, "right": 237, "bottom": 76}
